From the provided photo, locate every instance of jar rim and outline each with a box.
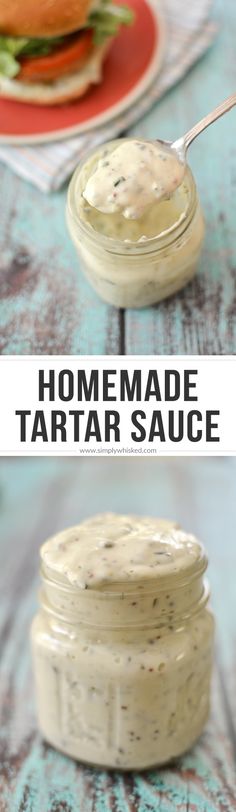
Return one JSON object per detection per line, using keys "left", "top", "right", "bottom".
{"left": 39, "top": 574, "right": 210, "bottom": 630}
{"left": 40, "top": 547, "right": 208, "bottom": 596}
{"left": 66, "top": 137, "right": 198, "bottom": 256}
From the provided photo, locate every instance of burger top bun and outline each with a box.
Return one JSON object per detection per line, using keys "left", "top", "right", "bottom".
{"left": 0, "top": 0, "right": 95, "bottom": 37}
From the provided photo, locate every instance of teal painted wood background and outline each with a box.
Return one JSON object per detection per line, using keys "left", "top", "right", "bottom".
{"left": 0, "top": 1, "right": 236, "bottom": 354}
{"left": 0, "top": 456, "right": 235, "bottom": 810}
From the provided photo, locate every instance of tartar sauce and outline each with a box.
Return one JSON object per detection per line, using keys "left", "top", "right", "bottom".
{"left": 83, "top": 140, "right": 185, "bottom": 219}
{"left": 31, "top": 513, "right": 214, "bottom": 769}
{"left": 66, "top": 138, "right": 205, "bottom": 308}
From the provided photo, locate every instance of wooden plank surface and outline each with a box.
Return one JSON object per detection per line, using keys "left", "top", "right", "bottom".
{"left": 0, "top": 2, "right": 236, "bottom": 354}
{"left": 0, "top": 456, "right": 235, "bottom": 811}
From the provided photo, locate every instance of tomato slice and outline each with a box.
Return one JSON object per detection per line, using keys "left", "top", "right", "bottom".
{"left": 18, "top": 30, "right": 94, "bottom": 82}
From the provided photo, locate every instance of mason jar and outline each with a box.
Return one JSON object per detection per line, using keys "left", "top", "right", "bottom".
{"left": 66, "top": 139, "right": 205, "bottom": 308}
{"left": 31, "top": 514, "right": 214, "bottom": 770}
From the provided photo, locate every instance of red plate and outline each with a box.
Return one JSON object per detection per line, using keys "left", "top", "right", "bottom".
{"left": 0, "top": 0, "right": 165, "bottom": 144}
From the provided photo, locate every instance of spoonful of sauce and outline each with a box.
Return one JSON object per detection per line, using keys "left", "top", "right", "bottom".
{"left": 83, "top": 92, "right": 236, "bottom": 220}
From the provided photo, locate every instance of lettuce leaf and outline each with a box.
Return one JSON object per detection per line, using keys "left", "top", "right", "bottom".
{"left": 0, "top": 51, "right": 19, "bottom": 78}
{"left": 0, "top": 35, "right": 64, "bottom": 77}
{"left": 0, "top": 3, "right": 134, "bottom": 78}
{"left": 0, "top": 36, "right": 28, "bottom": 77}
{"left": 88, "top": 3, "right": 134, "bottom": 45}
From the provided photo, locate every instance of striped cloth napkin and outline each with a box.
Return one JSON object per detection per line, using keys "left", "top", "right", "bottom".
{"left": 0, "top": 0, "right": 217, "bottom": 192}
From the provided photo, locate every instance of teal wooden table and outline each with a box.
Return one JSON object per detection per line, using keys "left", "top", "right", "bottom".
{"left": 0, "top": 2, "right": 236, "bottom": 355}
{"left": 0, "top": 456, "right": 235, "bottom": 810}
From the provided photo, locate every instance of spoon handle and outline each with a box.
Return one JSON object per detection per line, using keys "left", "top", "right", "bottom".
{"left": 183, "top": 92, "right": 236, "bottom": 149}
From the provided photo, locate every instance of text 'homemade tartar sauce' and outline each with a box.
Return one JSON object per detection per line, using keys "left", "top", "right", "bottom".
{"left": 31, "top": 513, "right": 214, "bottom": 769}
{"left": 66, "top": 138, "right": 205, "bottom": 307}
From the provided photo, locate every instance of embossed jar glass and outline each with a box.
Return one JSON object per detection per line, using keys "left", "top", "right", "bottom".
{"left": 31, "top": 545, "right": 214, "bottom": 770}
{"left": 66, "top": 138, "right": 205, "bottom": 309}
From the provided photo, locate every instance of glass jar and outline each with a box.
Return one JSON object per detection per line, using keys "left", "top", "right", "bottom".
{"left": 31, "top": 516, "right": 214, "bottom": 770}
{"left": 66, "top": 139, "right": 205, "bottom": 309}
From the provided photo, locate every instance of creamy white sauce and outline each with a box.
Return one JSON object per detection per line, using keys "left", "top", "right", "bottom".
{"left": 32, "top": 514, "right": 214, "bottom": 769}
{"left": 83, "top": 140, "right": 185, "bottom": 219}
{"left": 41, "top": 513, "right": 205, "bottom": 590}
{"left": 66, "top": 138, "right": 205, "bottom": 308}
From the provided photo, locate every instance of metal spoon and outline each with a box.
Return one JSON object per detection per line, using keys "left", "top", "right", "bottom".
{"left": 168, "top": 91, "right": 236, "bottom": 164}
{"left": 83, "top": 93, "right": 236, "bottom": 220}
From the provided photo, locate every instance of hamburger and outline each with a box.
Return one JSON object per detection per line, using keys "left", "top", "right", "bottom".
{"left": 0, "top": 0, "right": 133, "bottom": 104}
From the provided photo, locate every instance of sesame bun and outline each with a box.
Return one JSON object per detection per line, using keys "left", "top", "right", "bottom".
{"left": 0, "top": 0, "right": 96, "bottom": 37}
{"left": 0, "top": 39, "right": 111, "bottom": 104}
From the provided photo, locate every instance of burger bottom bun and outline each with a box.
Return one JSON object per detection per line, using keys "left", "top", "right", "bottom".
{"left": 0, "top": 39, "right": 112, "bottom": 105}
